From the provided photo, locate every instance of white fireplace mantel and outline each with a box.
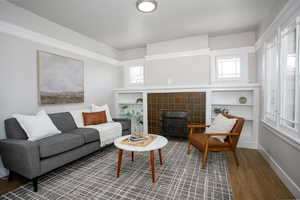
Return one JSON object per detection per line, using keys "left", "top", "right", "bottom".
{"left": 114, "top": 84, "right": 260, "bottom": 149}
{"left": 113, "top": 83, "right": 260, "bottom": 92}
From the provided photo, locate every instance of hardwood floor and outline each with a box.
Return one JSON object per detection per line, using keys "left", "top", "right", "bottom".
{"left": 0, "top": 148, "right": 295, "bottom": 199}
{"left": 0, "top": 174, "right": 27, "bottom": 195}
{"left": 227, "top": 148, "right": 294, "bottom": 200}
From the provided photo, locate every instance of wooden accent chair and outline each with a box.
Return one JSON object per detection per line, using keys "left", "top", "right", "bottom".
{"left": 187, "top": 115, "right": 245, "bottom": 168}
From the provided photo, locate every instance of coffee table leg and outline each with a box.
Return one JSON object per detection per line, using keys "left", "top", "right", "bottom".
{"left": 158, "top": 149, "right": 163, "bottom": 165}
{"left": 150, "top": 150, "right": 155, "bottom": 183}
{"left": 131, "top": 152, "right": 134, "bottom": 162}
{"left": 117, "top": 149, "right": 123, "bottom": 178}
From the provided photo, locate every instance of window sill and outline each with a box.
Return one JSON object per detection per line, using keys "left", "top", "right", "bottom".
{"left": 261, "top": 120, "right": 300, "bottom": 151}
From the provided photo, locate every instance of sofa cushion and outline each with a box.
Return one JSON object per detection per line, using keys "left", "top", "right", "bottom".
{"left": 48, "top": 112, "right": 78, "bottom": 132}
{"left": 13, "top": 110, "right": 62, "bottom": 141}
{"left": 5, "top": 118, "right": 28, "bottom": 139}
{"left": 82, "top": 111, "right": 107, "bottom": 126}
{"left": 66, "top": 128, "right": 100, "bottom": 144}
{"left": 38, "top": 133, "right": 84, "bottom": 158}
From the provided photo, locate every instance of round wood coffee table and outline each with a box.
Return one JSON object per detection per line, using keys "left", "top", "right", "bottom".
{"left": 114, "top": 134, "right": 168, "bottom": 183}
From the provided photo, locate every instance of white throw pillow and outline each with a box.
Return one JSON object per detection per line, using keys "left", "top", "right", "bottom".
{"left": 91, "top": 104, "right": 113, "bottom": 122}
{"left": 70, "top": 108, "right": 91, "bottom": 127}
{"left": 13, "top": 110, "right": 61, "bottom": 141}
{"left": 206, "top": 114, "right": 237, "bottom": 142}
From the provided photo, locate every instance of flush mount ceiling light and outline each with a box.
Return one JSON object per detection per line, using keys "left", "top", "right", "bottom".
{"left": 136, "top": 0, "right": 158, "bottom": 13}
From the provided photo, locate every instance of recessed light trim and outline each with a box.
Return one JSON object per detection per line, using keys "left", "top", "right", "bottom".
{"left": 136, "top": 0, "right": 157, "bottom": 13}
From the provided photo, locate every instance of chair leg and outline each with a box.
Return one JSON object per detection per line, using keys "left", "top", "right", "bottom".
{"left": 201, "top": 144, "right": 209, "bottom": 169}
{"left": 187, "top": 142, "right": 192, "bottom": 155}
{"left": 232, "top": 150, "right": 239, "bottom": 167}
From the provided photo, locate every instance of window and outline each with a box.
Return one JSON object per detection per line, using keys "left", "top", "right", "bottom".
{"left": 210, "top": 49, "right": 249, "bottom": 84}
{"left": 279, "top": 24, "right": 298, "bottom": 130}
{"left": 216, "top": 56, "right": 241, "bottom": 79}
{"left": 129, "top": 65, "right": 144, "bottom": 85}
{"left": 262, "top": 17, "right": 300, "bottom": 140}
{"left": 264, "top": 34, "right": 279, "bottom": 123}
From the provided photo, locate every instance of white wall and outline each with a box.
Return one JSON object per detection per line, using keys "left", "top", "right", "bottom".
{"left": 145, "top": 55, "right": 210, "bottom": 86}
{"left": 0, "top": 32, "right": 122, "bottom": 177}
{"left": 142, "top": 32, "right": 257, "bottom": 86}
{"left": 119, "top": 47, "right": 146, "bottom": 61}
{"left": 209, "top": 31, "right": 256, "bottom": 50}
{"left": 255, "top": 0, "right": 300, "bottom": 197}
{"left": 147, "top": 35, "right": 209, "bottom": 55}
{"left": 0, "top": 1, "right": 122, "bottom": 177}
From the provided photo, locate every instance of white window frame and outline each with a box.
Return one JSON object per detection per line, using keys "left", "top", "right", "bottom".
{"left": 278, "top": 19, "right": 300, "bottom": 135}
{"left": 210, "top": 48, "right": 250, "bottom": 84}
{"left": 122, "top": 59, "right": 145, "bottom": 87}
{"left": 263, "top": 32, "right": 280, "bottom": 126}
{"left": 215, "top": 55, "right": 241, "bottom": 80}
{"left": 262, "top": 17, "right": 300, "bottom": 142}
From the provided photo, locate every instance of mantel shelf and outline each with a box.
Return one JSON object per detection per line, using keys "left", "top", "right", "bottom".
{"left": 212, "top": 103, "right": 254, "bottom": 106}
{"left": 212, "top": 116, "right": 254, "bottom": 121}
{"left": 117, "top": 102, "right": 143, "bottom": 105}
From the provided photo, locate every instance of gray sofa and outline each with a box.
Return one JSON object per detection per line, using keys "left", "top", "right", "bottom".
{"left": 0, "top": 112, "right": 131, "bottom": 192}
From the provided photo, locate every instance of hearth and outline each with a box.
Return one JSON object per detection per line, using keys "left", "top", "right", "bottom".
{"left": 147, "top": 92, "right": 206, "bottom": 136}
{"left": 160, "top": 110, "right": 189, "bottom": 138}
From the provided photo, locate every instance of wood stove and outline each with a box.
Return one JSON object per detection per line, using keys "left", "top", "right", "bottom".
{"left": 160, "top": 110, "right": 189, "bottom": 138}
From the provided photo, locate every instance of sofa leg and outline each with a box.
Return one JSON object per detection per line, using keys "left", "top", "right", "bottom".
{"left": 8, "top": 171, "right": 14, "bottom": 181}
{"left": 32, "top": 178, "right": 38, "bottom": 192}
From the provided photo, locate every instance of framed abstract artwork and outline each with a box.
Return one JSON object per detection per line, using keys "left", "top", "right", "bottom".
{"left": 37, "top": 51, "right": 84, "bottom": 104}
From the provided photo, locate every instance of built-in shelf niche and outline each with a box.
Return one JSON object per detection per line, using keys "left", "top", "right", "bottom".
{"left": 115, "top": 92, "right": 144, "bottom": 133}
{"left": 210, "top": 89, "right": 257, "bottom": 145}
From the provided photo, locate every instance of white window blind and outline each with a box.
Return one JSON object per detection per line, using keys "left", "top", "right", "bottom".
{"left": 129, "top": 65, "right": 144, "bottom": 85}
{"left": 216, "top": 56, "right": 241, "bottom": 79}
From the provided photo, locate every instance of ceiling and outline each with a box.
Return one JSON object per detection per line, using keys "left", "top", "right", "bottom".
{"left": 8, "top": 0, "right": 288, "bottom": 50}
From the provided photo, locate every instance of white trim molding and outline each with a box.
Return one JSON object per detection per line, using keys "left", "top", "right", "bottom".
{"left": 145, "top": 48, "right": 210, "bottom": 61}
{"left": 259, "top": 145, "right": 300, "bottom": 197}
{"left": 255, "top": 0, "right": 300, "bottom": 50}
{"left": 0, "top": 20, "right": 120, "bottom": 66}
{"left": 120, "top": 58, "right": 145, "bottom": 66}
{"left": 113, "top": 83, "right": 260, "bottom": 92}
{"left": 145, "top": 47, "right": 255, "bottom": 61}
{"left": 210, "top": 46, "right": 255, "bottom": 56}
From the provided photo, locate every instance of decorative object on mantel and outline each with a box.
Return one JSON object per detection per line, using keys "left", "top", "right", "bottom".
{"left": 136, "top": 98, "right": 143, "bottom": 103}
{"left": 213, "top": 107, "right": 229, "bottom": 115}
{"left": 38, "top": 51, "right": 84, "bottom": 104}
{"left": 239, "top": 96, "right": 247, "bottom": 104}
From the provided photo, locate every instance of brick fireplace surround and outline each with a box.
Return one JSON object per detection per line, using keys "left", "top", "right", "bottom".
{"left": 147, "top": 92, "right": 206, "bottom": 135}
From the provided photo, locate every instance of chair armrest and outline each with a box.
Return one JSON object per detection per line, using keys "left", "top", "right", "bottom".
{"left": 205, "top": 132, "right": 239, "bottom": 137}
{"left": 188, "top": 124, "right": 210, "bottom": 128}
{"left": 0, "top": 139, "right": 40, "bottom": 179}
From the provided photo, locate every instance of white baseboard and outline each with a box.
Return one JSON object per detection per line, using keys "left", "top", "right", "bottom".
{"left": 238, "top": 140, "right": 257, "bottom": 149}
{"left": 259, "top": 145, "right": 300, "bottom": 198}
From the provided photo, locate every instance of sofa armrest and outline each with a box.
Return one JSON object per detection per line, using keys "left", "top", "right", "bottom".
{"left": 0, "top": 139, "right": 40, "bottom": 179}
{"left": 113, "top": 118, "right": 131, "bottom": 136}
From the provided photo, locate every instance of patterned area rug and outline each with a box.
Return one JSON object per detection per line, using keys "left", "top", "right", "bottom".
{"left": 0, "top": 140, "right": 233, "bottom": 200}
